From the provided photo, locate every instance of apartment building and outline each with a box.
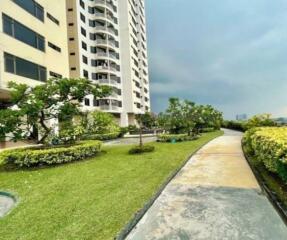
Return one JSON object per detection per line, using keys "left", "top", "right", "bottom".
{"left": 118, "top": 0, "right": 150, "bottom": 126}
{"left": 0, "top": 0, "right": 70, "bottom": 108}
{"left": 0, "top": 0, "right": 151, "bottom": 127}
{"left": 66, "top": 0, "right": 150, "bottom": 126}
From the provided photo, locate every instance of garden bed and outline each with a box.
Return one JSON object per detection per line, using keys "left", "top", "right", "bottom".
{"left": 0, "top": 140, "right": 102, "bottom": 167}
{"left": 157, "top": 133, "right": 199, "bottom": 142}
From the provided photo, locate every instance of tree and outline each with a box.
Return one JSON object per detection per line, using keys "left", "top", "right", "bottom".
{"left": 245, "top": 114, "right": 277, "bottom": 130}
{"left": 0, "top": 109, "right": 24, "bottom": 142}
{"left": 87, "top": 111, "right": 120, "bottom": 134}
{"left": 5, "top": 78, "right": 111, "bottom": 144}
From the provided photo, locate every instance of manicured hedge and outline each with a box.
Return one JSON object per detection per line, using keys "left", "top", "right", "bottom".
{"left": 200, "top": 127, "right": 215, "bottom": 133}
{"left": 157, "top": 134, "right": 198, "bottom": 143}
{"left": 82, "top": 132, "right": 120, "bottom": 141}
{"left": 222, "top": 120, "right": 246, "bottom": 132}
{"left": 243, "top": 127, "right": 287, "bottom": 183}
{"left": 129, "top": 145, "right": 155, "bottom": 154}
{"left": 0, "top": 141, "right": 102, "bottom": 167}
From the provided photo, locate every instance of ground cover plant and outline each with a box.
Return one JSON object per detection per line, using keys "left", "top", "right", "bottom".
{"left": 243, "top": 127, "right": 287, "bottom": 182}
{"left": 0, "top": 131, "right": 222, "bottom": 240}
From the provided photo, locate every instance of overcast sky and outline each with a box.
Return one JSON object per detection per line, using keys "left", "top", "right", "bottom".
{"left": 145, "top": 0, "right": 287, "bottom": 119}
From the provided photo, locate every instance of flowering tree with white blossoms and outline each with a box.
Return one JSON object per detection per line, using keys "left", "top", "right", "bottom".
{"left": 4, "top": 78, "right": 111, "bottom": 144}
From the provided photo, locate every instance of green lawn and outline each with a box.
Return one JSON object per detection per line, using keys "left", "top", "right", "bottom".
{"left": 0, "top": 131, "right": 222, "bottom": 240}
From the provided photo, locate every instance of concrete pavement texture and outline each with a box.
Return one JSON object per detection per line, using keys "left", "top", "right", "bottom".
{"left": 126, "top": 129, "right": 287, "bottom": 240}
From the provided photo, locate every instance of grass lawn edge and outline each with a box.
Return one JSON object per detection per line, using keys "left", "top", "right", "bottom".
{"left": 115, "top": 131, "right": 223, "bottom": 240}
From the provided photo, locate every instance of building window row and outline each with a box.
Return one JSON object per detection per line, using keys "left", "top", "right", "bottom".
{"left": 4, "top": 52, "right": 47, "bottom": 82}
{"left": 3, "top": 14, "right": 45, "bottom": 52}
{"left": 48, "top": 42, "right": 61, "bottom": 52}
{"left": 47, "top": 12, "right": 60, "bottom": 25}
{"left": 13, "top": 0, "right": 44, "bottom": 22}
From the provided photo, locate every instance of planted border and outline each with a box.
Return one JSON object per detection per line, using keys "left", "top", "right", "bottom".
{"left": 0, "top": 141, "right": 102, "bottom": 167}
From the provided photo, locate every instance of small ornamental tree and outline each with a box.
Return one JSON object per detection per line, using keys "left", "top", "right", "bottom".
{"left": 5, "top": 78, "right": 111, "bottom": 144}
{"left": 87, "top": 111, "right": 120, "bottom": 134}
{"left": 0, "top": 109, "right": 24, "bottom": 142}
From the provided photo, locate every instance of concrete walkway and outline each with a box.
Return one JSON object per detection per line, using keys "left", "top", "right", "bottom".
{"left": 126, "top": 129, "right": 287, "bottom": 240}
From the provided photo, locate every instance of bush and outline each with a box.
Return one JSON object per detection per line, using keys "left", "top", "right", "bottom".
{"left": 0, "top": 141, "right": 102, "bottom": 167}
{"left": 243, "top": 127, "right": 287, "bottom": 183}
{"left": 157, "top": 134, "right": 198, "bottom": 142}
{"left": 222, "top": 120, "right": 246, "bottom": 132}
{"left": 200, "top": 127, "right": 215, "bottom": 133}
{"left": 82, "top": 132, "right": 119, "bottom": 141}
{"left": 118, "top": 127, "right": 129, "bottom": 137}
{"left": 128, "top": 145, "right": 155, "bottom": 154}
{"left": 87, "top": 111, "right": 120, "bottom": 135}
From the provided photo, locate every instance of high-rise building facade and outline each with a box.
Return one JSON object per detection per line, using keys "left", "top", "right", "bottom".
{"left": 0, "top": 0, "right": 70, "bottom": 108}
{"left": 0, "top": 0, "right": 151, "bottom": 127}
{"left": 66, "top": 0, "right": 151, "bottom": 126}
{"left": 118, "top": 0, "right": 150, "bottom": 126}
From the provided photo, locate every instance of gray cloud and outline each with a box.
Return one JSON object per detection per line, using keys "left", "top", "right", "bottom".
{"left": 146, "top": 0, "right": 287, "bottom": 119}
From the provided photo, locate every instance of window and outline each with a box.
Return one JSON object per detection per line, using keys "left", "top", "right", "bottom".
{"left": 80, "top": 0, "right": 85, "bottom": 9}
{"left": 88, "top": 7, "right": 95, "bottom": 14}
{"left": 4, "top": 52, "right": 46, "bottom": 81}
{"left": 82, "top": 55, "right": 88, "bottom": 64}
{"left": 69, "top": 38, "right": 75, "bottom": 41}
{"left": 80, "top": 13, "right": 86, "bottom": 23}
{"left": 90, "top": 33, "right": 96, "bottom": 40}
{"left": 83, "top": 70, "right": 89, "bottom": 78}
{"left": 48, "top": 42, "right": 61, "bottom": 52}
{"left": 84, "top": 98, "right": 90, "bottom": 106}
{"left": 82, "top": 41, "right": 87, "bottom": 50}
{"left": 81, "top": 27, "right": 86, "bottom": 37}
{"left": 2, "top": 14, "right": 45, "bottom": 52}
{"left": 68, "top": 23, "right": 74, "bottom": 26}
{"left": 90, "top": 46, "right": 96, "bottom": 53}
{"left": 71, "top": 67, "right": 76, "bottom": 71}
{"left": 13, "top": 0, "right": 44, "bottom": 22}
{"left": 70, "top": 52, "right": 76, "bottom": 56}
{"left": 89, "top": 20, "right": 95, "bottom": 27}
{"left": 47, "top": 12, "right": 59, "bottom": 25}
{"left": 68, "top": 8, "right": 73, "bottom": 12}
{"left": 49, "top": 71, "right": 62, "bottom": 78}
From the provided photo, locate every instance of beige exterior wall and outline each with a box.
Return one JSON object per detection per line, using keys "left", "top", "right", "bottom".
{"left": 0, "top": 0, "right": 69, "bottom": 99}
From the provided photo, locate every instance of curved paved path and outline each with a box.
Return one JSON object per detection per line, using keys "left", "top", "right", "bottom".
{"left": 126, "top": 129, "right": 287, "bottom": 240}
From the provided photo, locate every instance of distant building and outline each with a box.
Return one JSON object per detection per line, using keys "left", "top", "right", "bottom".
{"left": 236, "top": 114, "right": 248, "bottom": 121}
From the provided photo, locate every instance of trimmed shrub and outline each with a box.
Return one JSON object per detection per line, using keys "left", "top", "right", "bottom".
{"left": 157, "top": 134, "right": 198, "bottom": 143}
{"left": 200, "top": 127, "right": 215, "bottom": 133}
{"left": 222, "top": 120, "right": 246, "bottom": 132}
{"left": 82, "top": 132, "right": 119, "bottom": 141}
{"left": 243, "top": 127, "right": 287, "bottom": 183}
{"left": 0, "top": 141, "right": 102, "bottom": 167}
{"left": 128, "top": 145, "right": 155, "bottom": 154}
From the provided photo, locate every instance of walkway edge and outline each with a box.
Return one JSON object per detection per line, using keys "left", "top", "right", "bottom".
{"left": 115, "top": 132, "right": 223, "bottom": 240}
{"left": 241, "top": 141, "right": 287, "bottom": 226}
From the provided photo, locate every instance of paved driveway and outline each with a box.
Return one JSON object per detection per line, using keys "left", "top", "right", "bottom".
{"left": 126, "top": 129, "right": 287, "bottom": 240}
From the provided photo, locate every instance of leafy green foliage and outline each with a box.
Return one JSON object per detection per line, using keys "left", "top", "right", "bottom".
{"left": 243, "top": 127, "right": 287, "bottom": 183}
{"left": 223, "top": 114, "right": 277, "bottom": 132}
{"left": 158, "top": 98, "right": 223, "bottom": 134}
{"left": 157, "top": 134, "right": 198, "bottom": 142}
{"left": 0, "top": 109, "right": 24, "bottom": 141}
{"left": 0, "top": 141, "right": 101, "bottom": 167}
{"left": 128, "top": 145, "right": 155, "bottom": 154}
{"left": 87, "top": 111, "right": 120, "bottom": 135}
{"left": 3, "top": 78, "right": 111, "bottom": 144}
{"left": 82, "top": 132, "right": 120, "bottom": 141}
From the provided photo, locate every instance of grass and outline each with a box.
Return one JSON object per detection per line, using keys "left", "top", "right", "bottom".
{"left": 0, "top": 131, "right": 222, "bottom": 240}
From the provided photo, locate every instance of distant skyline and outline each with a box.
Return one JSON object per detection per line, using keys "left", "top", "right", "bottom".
{"left": 146, "top": 0, "right": 287, "bottom": 119}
